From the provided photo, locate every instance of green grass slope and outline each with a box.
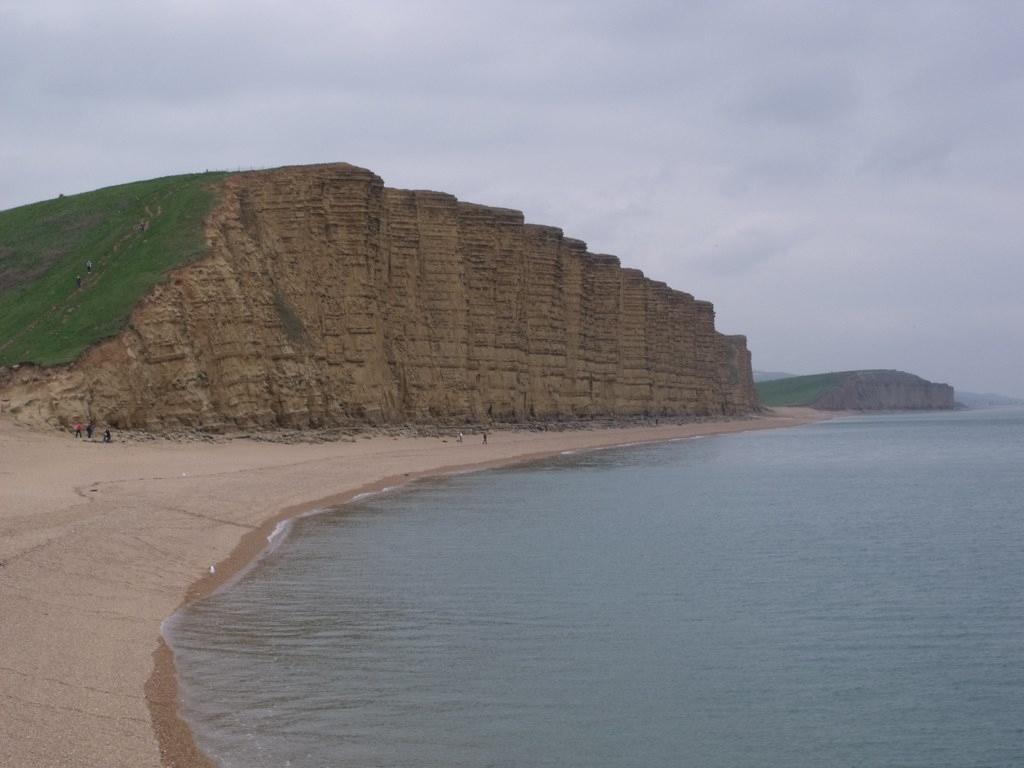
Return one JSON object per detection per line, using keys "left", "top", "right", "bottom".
{"left": 0, "top": 172, "right": 226, "bottom": 366}
{"left": 755, "top": 372, "right": 846, "bottom": 406}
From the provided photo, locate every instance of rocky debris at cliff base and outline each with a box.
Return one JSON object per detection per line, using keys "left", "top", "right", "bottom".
{"left": 41, "top": 413, "right": 762, "bottom": 446}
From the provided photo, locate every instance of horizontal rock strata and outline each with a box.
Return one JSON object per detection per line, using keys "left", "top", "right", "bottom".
{"left": 2, "top": 164, "right": 758, "bottom": 429}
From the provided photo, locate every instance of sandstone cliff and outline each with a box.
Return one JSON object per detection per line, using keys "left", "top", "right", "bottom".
{"left": 810, "top": 370, "right": 954, "bottom": 411}
{"left": 1, "top": 164, "right": 758, "bottom": 430}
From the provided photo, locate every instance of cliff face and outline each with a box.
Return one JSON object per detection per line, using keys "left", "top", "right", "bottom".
{"left": 1, "top": 164, "right": 759, "bottom": 429}
{"left": 811, "top": 371, "right": 954, "bottom": 411}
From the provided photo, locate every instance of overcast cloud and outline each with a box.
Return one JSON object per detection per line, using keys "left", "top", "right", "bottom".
{"left": 3, "top": 0, "right": 1022, "bottom": 396}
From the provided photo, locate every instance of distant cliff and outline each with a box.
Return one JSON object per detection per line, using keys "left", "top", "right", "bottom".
{"left": 1, "top": 164, "right": 758, "bottom": 430}
{"left": 756, "top": 370, "right": 954, "bottom": 411}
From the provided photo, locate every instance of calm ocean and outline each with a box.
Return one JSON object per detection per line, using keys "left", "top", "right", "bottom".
{"left": 167, "top": 408, "right": 1024, "bottom": 767}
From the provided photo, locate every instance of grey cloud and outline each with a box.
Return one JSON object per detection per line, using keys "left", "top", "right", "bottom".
{"left": 692, "top": 220, "right": 803, "bottom": 276}
{"left": 734, "top": 73, "right": 858, "bottom": 126}
{"left": 860, "top": 132, "right": 956, "bottom": 177}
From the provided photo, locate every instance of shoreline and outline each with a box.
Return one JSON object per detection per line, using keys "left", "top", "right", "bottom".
{"left": 0, "top": 409, "right": 828, "bottom": 768}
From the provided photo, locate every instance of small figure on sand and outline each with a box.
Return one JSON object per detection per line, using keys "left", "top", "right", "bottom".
{"left": 457, "top": 432, "right": 464, "bottom": 443}
{"left": 103, "top": 428, "right": 112, "bottom": 443}
{"left": 482, "top": 431, "right": 488, "bottom": 445}
{"left": 75, "top": 275, "right": 82, "bottom": 289}
{"left": 86, "top": 420, "right": 95, "bottom": 439}
{"left": 85, "top": 259, "right": 93, "bottom": 273}
{"left": 73, "top": 422, "right": 82, "bottom": 438}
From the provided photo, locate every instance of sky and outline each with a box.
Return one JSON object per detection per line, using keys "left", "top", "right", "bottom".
{"left": 3, "top": 0, "right": 1023, "bottom": 396}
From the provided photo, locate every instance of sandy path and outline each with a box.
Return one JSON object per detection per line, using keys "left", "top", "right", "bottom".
{"left": 0, "top": 409, "right": 825, "bottom": 767}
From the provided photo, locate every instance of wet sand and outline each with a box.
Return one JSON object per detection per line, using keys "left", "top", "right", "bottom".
{"left": 0, "top": 408, "right": 826, "bottom": 767}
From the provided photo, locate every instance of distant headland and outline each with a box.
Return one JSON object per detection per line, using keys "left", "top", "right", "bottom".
{"left": 755, "top": 370, "right": 955, "bottom": 411}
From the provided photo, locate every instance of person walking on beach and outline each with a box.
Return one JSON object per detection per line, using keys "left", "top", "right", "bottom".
{"left": 103, "top": 428, "right": 112, "bottom": 443}
{"left": 73, "top": 422, "right": 82, "bottom": 438}
{"left": 482, "top": 431, "right": 488, "bottom": 445}
{"left": 457, "top": 432, "right": 464, "bottom": 443}
{"left": 85, "top": 420, "right": 95, "bottom": 439}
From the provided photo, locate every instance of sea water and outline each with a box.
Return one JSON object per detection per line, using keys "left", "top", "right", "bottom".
{"left": 167, "top": 408, "right": 1024, "bottom": 767}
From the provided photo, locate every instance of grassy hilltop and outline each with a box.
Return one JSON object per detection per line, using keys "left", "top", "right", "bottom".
{"left": 755, "top": 372, "right": 846, "bottom": 406}
{"left": 0, "top": 172, "right": 226, "bottom": 367}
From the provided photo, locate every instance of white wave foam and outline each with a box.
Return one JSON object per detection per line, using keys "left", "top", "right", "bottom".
{"left": 266, "top": 519, "right": 293, "bottom": 551}
{"left": 351, "top": 485, "right": 398, "bottom": 503}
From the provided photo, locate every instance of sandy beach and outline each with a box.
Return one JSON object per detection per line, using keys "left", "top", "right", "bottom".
{"left": 0, "top": 408, "right": 825, "bottom": 767}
